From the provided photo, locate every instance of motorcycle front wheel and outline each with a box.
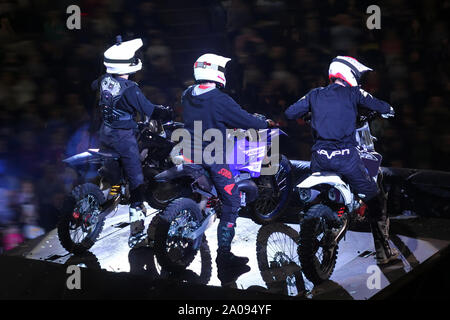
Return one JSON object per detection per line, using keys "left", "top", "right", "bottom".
{"left": 256, "top": 223, "right": 311, "bottom": 296}
{"left": 147, "top": 197, "right": 203, "bottom": 272}
{"left": 250, "top": 155, "right": 293, "bottom": 225}
{"left": 57, "top": 183, "right": 106, "bottom": 254}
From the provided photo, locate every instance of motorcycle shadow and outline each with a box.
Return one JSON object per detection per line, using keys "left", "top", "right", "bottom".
{"left": 309, "top": 280, "right": 355, "bottom": 300}
{"left": 61, "top": 241, "right": 213, "bottom": 288}
{"left": 128, "top": 240, "right": 212, "bottom": 285}
{"left": 64, "top": 251, "right": 102, "bottom": 269}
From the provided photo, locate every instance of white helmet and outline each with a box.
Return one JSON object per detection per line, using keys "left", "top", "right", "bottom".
{"left": 328, "top": 56, "right": 373, "bottom": 87}
{"left": 103, "top": 37, "right": 143, "bottom": 75}
{"left": 193, "top": 53, "right": 231, "bottom": 88}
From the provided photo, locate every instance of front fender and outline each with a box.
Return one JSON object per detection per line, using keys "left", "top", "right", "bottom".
{"left": 63, "top": 151, "right": 100, "bottom": 167}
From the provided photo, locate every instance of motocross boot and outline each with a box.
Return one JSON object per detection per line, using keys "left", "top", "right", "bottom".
{"left": 216, "top": 221, "right": 250, "bottom": 284}
{"left": 128, "top": 203, "right": 147, "bottom": 248}
{"left": 366, "top": 194, "right": 400, "bottom": 265}
{"left": 370, "top": 217, "right": 400, "bottom": 265}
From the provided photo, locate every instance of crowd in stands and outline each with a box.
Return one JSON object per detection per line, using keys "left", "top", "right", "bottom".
{"left": 0, "top": 0, "right": 448, "bottom": 251}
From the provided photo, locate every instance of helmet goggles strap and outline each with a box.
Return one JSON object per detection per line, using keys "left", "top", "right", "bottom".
{"left": 104, "top": 56, "right": 139, "bottom": 66}
{"left": 194, "top": 61, "right": 225, "bottom": 73}
{"left": 332, "top": 57, "right": 362, "bottom": 82}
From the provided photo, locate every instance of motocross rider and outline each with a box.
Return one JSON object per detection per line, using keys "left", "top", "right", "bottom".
{"left": 92, "top": 36, "right": 171, "bottom": 248}
{"left": 284, "top": 56, "right": 399, "bottom": 265}
{"left": 182, "top": 53, "right": 275, "bottom": 283}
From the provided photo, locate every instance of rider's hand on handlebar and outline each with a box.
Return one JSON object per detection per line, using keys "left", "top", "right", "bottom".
{"left": 266, "top": 119, "right": 277, "bottom": 128}
{"left": 253, "top": 113, "right": 267, "bottom": 121}
{"left": 154, "top": 105, "right": 174, "bottom": 121}
{"left": 381, "top": 106, "right": 395, "bottom": 119}
{"left": 302, "top": 112, "right": 312, "bottom": 124}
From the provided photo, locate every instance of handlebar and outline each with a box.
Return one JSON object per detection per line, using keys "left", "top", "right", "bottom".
{"left": 302, "top": 112, "right": 312, "bottom": 123}
{"left": 253, "top": 113, "right": 267, "bottom": 122}
{"left": 358, "top": 110, "right": 379, "bottom": 123}
{"left": 253, "top": 113, "right": 278, "bottom": 128}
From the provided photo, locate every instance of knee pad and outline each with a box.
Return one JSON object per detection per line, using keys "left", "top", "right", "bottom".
{"left": 220, "top": 205, "right": 239, "bottom": 224}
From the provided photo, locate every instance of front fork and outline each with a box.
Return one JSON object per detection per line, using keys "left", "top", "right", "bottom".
{"left": 181, "top": 195, "right": 217, "bottom": 249}
{"left": 319, "top": 214, "right": 349, "bottom": 252}
{"left": 333, "top": 216, "right": 349, "bottom": 244}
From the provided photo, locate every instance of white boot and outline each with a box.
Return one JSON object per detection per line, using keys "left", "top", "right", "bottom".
{"left": 128, "top": 205, "right": 147, "bottom": 248}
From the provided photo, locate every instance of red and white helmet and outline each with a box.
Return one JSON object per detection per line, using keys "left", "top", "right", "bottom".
{"left": 104, "top": 37, "right": 143, "bottom": 75}
{"left": 193, "top": 53, "right": 231, "bottom": 88}
{"left": 328, "top": 56, "right": 373, "bottom": 87}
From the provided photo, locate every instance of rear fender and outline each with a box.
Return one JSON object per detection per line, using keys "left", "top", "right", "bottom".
{"left": 297, "top": 173, "right": 353, "bottom": 205}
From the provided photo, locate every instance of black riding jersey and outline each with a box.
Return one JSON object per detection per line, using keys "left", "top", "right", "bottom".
{"left": 285, "top": 83, "right": 391, "bottom": 151}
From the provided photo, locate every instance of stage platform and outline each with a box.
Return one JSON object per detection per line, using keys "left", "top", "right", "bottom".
{"left": 3, "top": 204, "right": 450, "bottom": 300}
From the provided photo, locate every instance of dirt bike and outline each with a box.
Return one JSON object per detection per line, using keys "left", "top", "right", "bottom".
{"left": 57, "top": 119, "right": 184, "bottom": 254}
{"left": 296, "top": 110, "right": 388, "bottom": 284}
{"left": 147, "top": 127, "right": 293, "bottom": 272}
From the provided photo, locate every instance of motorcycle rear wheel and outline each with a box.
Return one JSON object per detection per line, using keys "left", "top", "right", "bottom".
{"left": 298, "top": 204, "right": 339, "bottom": 285}
{"left": 57, "top": 183, "right": 106, "bottom": 254}
{"left": 256, "top": 223, "right": 311, "bottom": 296}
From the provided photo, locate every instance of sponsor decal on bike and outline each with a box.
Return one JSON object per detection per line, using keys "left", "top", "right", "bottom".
{"left": 170, "top": 121, "right": 283, "bottom": 175}
{"left": 218, "top": 168, "right": 232, "bottom": 179}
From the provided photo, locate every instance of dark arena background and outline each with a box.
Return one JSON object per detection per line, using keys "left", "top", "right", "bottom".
{"left": 1, "top": 0, "right": 450, "bottom": 306}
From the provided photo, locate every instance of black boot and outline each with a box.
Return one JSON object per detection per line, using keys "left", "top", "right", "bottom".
{"left": 366, "top": 194, "right": 399, "bottom": 265}
{"left": 216, "top": 221, "right": 250, "bottom": 284}
{"left": 216, "top": 247, "right": 250, "bottom": 268}
{"left": 370, "top": 217, "right": 399, "bottom": 265}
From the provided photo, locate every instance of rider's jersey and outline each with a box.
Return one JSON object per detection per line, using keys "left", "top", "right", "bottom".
{"left": 182, "top": 85, "right": 268, "bottom": 162}
{"left": 91, "top": 75, "right": 155, "bottom": 129}
{"left": 285, "top": 83, "right": 391, "bottom": 151}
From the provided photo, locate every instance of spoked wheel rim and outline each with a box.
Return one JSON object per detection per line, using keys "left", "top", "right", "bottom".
{"left": 266, "top": 232, "right": 299, "bottom": 268}
{"left": 68, "top": 194, "right": 100, "bottom": 245}
{"left": 164, "top": 209, "right": 200, "bottom": 265}
{"left": 267, "top": 233, "right": 305, "bottom": 295}
{"left": 259, "top": 225, "right": 314, "bottom": 295}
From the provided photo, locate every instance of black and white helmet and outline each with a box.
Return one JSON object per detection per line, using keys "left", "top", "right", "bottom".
{"left": 328, "top": 56, "right": 373, "bottom": 87}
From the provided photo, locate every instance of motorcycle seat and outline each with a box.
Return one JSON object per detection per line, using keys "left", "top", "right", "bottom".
{"left": 312, "top": 171, "right": 343, "bottom": 178}
{"left": 154, "top": 163, "right": 208, "bottom": 182}
{"left": 312, "top": 171, "right": 352, "bottom": 186}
